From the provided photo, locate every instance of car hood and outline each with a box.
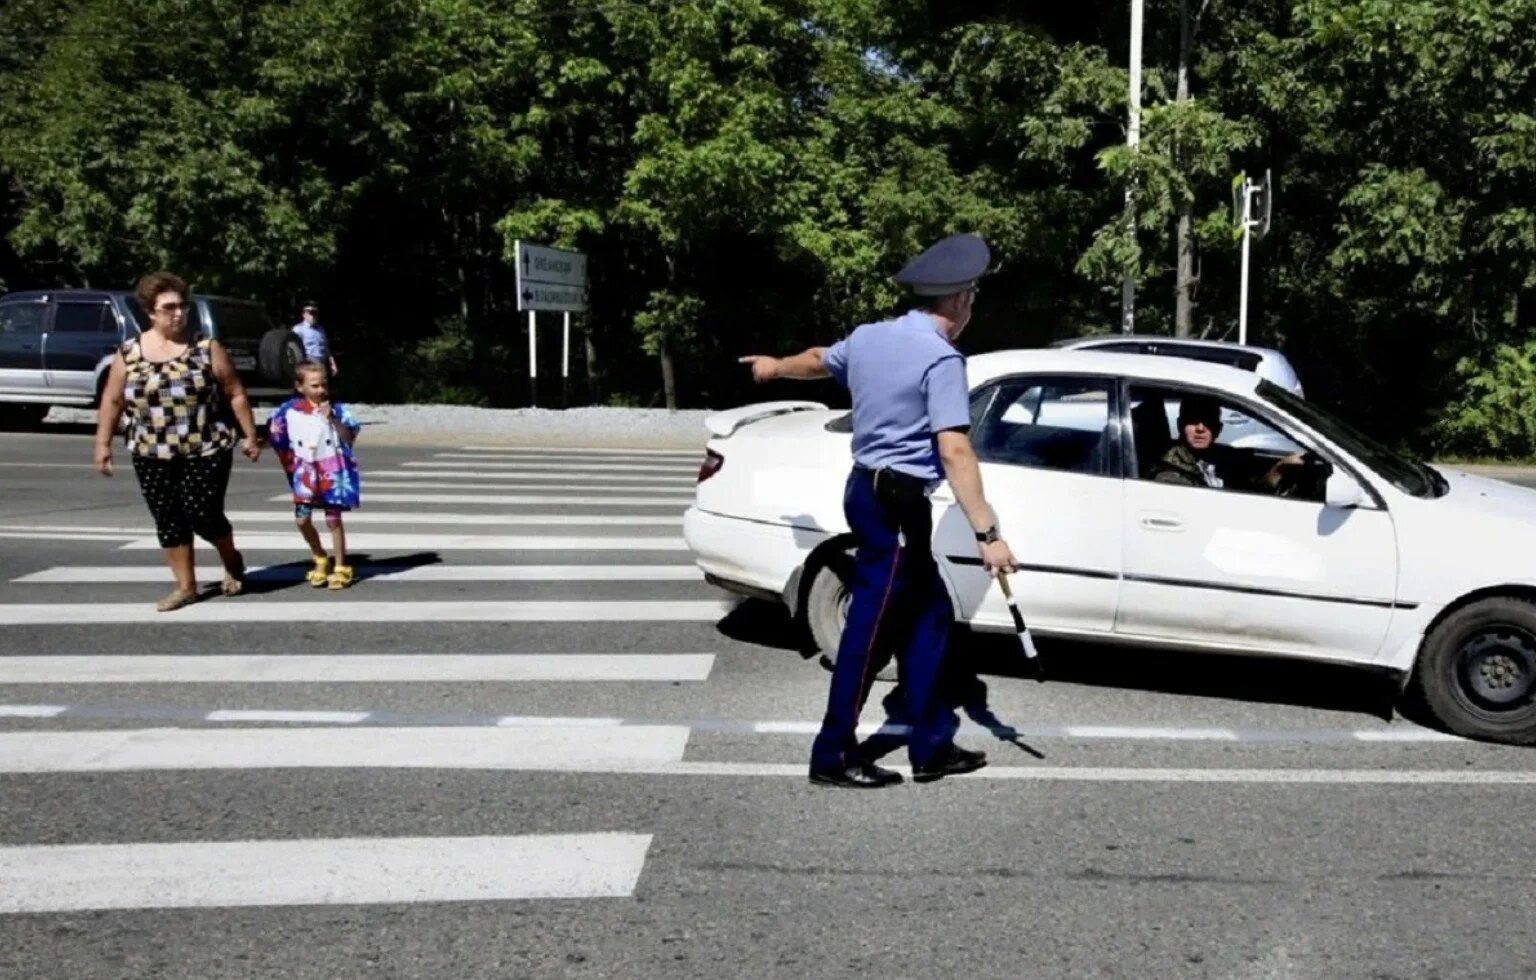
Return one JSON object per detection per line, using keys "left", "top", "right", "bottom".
{"left": 1434, "top": 468, "right": 1536, "bottom": 523}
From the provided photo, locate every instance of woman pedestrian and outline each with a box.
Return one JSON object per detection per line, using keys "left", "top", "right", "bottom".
{"left": 92, "top": 271, "right": 262, "bottom": 611}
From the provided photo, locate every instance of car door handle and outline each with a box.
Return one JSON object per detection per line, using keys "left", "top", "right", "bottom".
{"left": 1139, "top": 514, "right": 1185, "bottom": 532}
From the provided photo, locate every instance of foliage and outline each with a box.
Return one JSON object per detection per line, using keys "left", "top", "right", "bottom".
{"left": 1432, "top": 342, "right": 1536, "bottom": 458}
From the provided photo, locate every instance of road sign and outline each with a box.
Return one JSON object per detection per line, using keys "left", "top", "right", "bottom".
{"left": 516, "top": 241, "right": 588, "bottom": 312}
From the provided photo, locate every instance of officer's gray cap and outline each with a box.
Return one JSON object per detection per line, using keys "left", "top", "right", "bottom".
{"left": 894, "top": 233, "right": 992, "bottom": 297}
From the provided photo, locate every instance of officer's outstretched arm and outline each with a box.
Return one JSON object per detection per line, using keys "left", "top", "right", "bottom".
{"left": 739, "top": 348, "right": 830, "bottom": 382}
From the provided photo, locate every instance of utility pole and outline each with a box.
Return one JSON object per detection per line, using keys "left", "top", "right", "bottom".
{"left": 1121, "top": 0, "right": 1144, "bottom": 334}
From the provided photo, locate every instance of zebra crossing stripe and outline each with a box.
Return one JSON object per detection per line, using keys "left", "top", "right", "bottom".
{"left": 0, "top": 833, "right": 653, "bottom": 912}
{"left": 16, "top": 565, "right": 700, "bottom": 584}
{"left": 121, "top": 533, "right": 688, "bottom": 552}
{"left": 0, "top": 725, "right": 692, "bottom": 773}
{"left": 0, "top": 600, "right": 732, "bottom": 626}
{"left": 275, "top": 493, "right": 687, "bottom": 506}
{"left": 222, "top": 511, "right": 684, "bottom": 527}
{"left": 0, "top": 654, "right": 716, "bottom": 683}
{"left": 457, "top": 446, "right": 698, "bottom": 456}
{"left": 370, "top": 469, "right": 695, "bottom": 484}
{"left": 416, "top": 458, "right": 694, "bottom": 473}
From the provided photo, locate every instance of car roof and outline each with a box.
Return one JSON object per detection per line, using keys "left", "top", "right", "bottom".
{"left": 968, "top": 348, "right": 1266, "bottom": 397}
{"left": 1051, "top": 333, "right": 1287, "bottom": 357}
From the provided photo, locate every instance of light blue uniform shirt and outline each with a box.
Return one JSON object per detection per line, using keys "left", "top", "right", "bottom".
{"left": 822, "top": 309, "right": 971, "bottom": 482}
{"left": 290, "top": 321, "right": 330, "bottom": 362}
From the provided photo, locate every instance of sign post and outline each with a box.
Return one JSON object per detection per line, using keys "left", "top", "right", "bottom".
{"left": 515, "top": 240, "right": 590, "bottom": 406}
{"left": 1230, "top": 170, "right": 1272, "bottom": 345}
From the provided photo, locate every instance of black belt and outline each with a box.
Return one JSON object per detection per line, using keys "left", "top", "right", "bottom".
{"left": 855, "top": 464, "right": 929, "bottom": 501}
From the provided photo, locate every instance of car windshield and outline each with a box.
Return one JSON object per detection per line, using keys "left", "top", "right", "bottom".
{"left": 1258, "top": 381, "right": 1441, "bottom": 498}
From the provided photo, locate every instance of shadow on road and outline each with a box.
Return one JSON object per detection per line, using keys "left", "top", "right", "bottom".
{"left": 717, "top": 597, "right": 1397, "bottom": 725}
{"left": 224, "top": 551, "right": 444, "bottom": 596}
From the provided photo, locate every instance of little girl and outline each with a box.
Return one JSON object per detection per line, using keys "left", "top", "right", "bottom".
{"left": 268, "top": 361, "right": 362, "bottom": 589}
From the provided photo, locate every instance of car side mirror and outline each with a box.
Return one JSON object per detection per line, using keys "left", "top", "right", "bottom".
{"left": 1324, "top": 471, "right": 1366, "bottom": 509}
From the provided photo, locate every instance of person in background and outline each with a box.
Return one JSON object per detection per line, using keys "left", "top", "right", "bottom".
{"left": 93, "top": 270, "right": 261, "bottom": 611}
{"left": 268, "top": 361, "right": 362, "bottom": 590}
{"left": 291, "top": 300, "right": 338, "bottom": 380}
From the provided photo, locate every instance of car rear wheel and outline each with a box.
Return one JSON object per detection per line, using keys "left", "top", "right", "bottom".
{"left": 1412, "top": 597, "right": 1536, "bottom": 745}
{"left": 804, "top": 546, "right": 854, "bottom": 663}
{"left": 258, "top": 328, "right": 305, "bottom": 385}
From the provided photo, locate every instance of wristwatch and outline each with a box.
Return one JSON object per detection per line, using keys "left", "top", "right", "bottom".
{"left": 975, "top": 525, "right": 1000, "bottom": 544}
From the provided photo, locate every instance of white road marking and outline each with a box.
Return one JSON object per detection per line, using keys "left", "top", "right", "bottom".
{"left": 16, "top": 565, "right": 701, "bottom": 584}
{"left": 0, "top": 705, "right": 66, "bottom": 718}
{"left": 497, "top": 715, "right": 627, "bottom": 727}
{"left": 273, "top": 492, "right": 687, "bottom": 507}
{"left": 458, "top": 445, "right": 699, "bottom": 456}
{"left": 0, "top": 726, "right": 691, "bottom": 773}
{"left": 205, "top": 709, "right": 372, "bottom": 724}
{"left": 0, "top": 654, "right": 715, "bottom": 683}
{"left": 1061, "top": 724, "right": 1241, "bottom": 741}
{"left": 0, "top": 833, "right": 653, "bottom": 912}
{"left": 643, "top": 763, "right": 1536, "bottom": 785}
{"left": 1352, "top": 729, "right": 1466, "bottom": 743}
{"left": 223, "top": 511, "right": 684, "bottom": 527}
{"left": 360, "top": 479, "right": 695, "bottom": 494}
{"left": 420, "top": 458, "right": 694, "bottom": 473}
{"left": 122, "top": 533, "right": 688, "bottom": 552}
{"left": 0, "top": 531, "right": 141, "bottom": 543}
{"left": 0, "top": 600, "right": 733, "bottom": 625}
{"left": 370, "top": 469, "right": 694, "bottom": 484}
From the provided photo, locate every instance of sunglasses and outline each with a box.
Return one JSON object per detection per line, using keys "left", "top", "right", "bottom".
{"left": 154, "top": 301, "right": 190, "bottom": 313}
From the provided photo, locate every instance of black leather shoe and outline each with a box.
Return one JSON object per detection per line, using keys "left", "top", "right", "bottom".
{"left": 808, "top": 762, "right": 903, "bottom": 789}
{"left": 912, "top": 745, "right": 988, "bottom": 783}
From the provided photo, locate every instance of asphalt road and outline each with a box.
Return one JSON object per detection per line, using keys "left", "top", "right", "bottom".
{"left": 1, "top": 425, "right": 1534, "bottom": 979}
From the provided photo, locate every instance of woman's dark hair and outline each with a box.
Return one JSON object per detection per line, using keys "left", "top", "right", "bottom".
{"left": 134, "top": 271, "right": 189, "bottom": 314}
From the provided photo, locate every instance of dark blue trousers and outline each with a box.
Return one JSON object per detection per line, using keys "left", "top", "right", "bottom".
{"left": 810, "top": 467, "right": 959, "bottom": 771}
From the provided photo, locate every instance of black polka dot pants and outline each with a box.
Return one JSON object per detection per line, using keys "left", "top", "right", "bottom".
{"left": 132, "top": 450, "right": 235, "bottom": 548}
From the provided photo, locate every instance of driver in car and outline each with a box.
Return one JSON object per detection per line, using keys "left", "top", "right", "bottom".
{"left": 1149, "top": 393, "right": 1305, "bottom": 493}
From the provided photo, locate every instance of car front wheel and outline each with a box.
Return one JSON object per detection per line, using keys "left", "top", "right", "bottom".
{"left": 1412, "top": 597, "right": 1536, "bottom": 745}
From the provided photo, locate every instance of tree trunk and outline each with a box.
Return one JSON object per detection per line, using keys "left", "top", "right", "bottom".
{"left": 659, "top": 333, "right": 677, "bottom": 412}
{"left": 1174, "top": 0, "right": 1198, "bottom": 337}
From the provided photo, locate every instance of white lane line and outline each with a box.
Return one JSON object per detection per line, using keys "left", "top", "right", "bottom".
{"left": 458, "top": 445, "right": 699, "bottom": 456}
{"left": 0, "top": 600, "right": 733, "bottom": 625}
{"left": 419, "top": 458, "right": 694, "bottom": 473}
{"left": 122, "top": 533, "right": 688, "bottom": 552}
{"left": 16, "top": 565, "right": 702, "bottom": 584}
{"left": 0, "top": 524, "right": 150, "bottom": 535}
{"left": 0, "top": 705, "right": 67, "bottom": 718}
{"left": 0, "top": 654, "right": 715, "bottom": 683}
{"left": 0, "top": 726, "right": 691, "bottom": 773}
{"left": 206, "top": 709, "right": 371, "bottom": 724}
{"left": 1062, "top": 725, "right": 1241, "bottom": 741}
{"left": 223, "top": 511, "right": 683, "bottom": 527}
{"left": 1353, "top": 729, "right": 1466, "bottom": 743}
{"left": 0, "top": 531, "right": 142, "bottom": 543}
{"left": 371, "top": 470, "right": 694, "bottom": 484}
{"left": 642, "top": 763, "right": 1536, "bottom": 785}
{"left": 0, "top": 833, "right": 653, "bottom": 912}
{"left": 0, "top": 463, "right": 87, "bottom": 469}
{"left": 273, "top": 493, "right": 687, "bottom": 507}
{"left": 497, "top": 715, "right": 627, "bottom": 727}
{"left": 360, "top": 480, "right": 695, "bottom": 495}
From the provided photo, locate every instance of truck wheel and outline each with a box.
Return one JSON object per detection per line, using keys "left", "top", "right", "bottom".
{"left": 1411, "top": 596, "right": 1536, "bottom": 745}
{"left": 258, "top": 329, "right": 305, "bottom": 385}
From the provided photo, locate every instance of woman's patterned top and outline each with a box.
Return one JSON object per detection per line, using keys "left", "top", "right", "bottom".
{"left": 121, "top": 336, "right": 235, "bottom": 459}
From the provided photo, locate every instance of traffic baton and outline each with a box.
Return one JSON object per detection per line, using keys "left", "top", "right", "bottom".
{"left": 996, "top": 570, "right": 1043, "bottom": 677}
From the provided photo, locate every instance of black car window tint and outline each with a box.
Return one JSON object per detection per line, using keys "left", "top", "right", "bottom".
{"left": 0, "top": 302, "right": 46, "bottom": 335}
{"left": 52, "top": 302, "right": 113, "bottom": 333}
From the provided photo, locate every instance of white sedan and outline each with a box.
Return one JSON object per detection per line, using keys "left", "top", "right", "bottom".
{"left": 684, "top": 348, "right": 1536, "bottom": 745}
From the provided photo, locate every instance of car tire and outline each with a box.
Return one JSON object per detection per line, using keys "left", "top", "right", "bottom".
{"left": 1411, "top": 596, "right": 1536, "bottom": 745}
{"left": 258, "top": 328, "right": 305, "bottom": 385}
{"left": 804, "top": 545, "right": 855, "bottom": 663}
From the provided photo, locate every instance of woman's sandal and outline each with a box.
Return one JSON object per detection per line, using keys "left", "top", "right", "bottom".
{"left": 326, "top": 564, "right": 355, "bottom": 591}
{"left": 305, "top": 555, "right": 332, "bottom": 588}
{"left": 155, "top": 588, "right": 199, "bottom": 613}
{"left": 221, "top": 553, "right": 247, "bottom": 597}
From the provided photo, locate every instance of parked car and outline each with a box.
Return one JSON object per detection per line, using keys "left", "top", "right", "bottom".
{"left": 0, "top": 288, "right": 300, "bottom": 426}
{"left": 685, "top": 348, "right": 1536, "bottom": 745}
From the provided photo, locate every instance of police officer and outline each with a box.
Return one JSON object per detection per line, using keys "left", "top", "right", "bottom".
{"left": 740, "top": 233, "right": 1020, "bottom": 789}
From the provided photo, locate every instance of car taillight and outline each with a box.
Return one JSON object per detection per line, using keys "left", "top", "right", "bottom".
{"left": 698, "top": 449, "right": 724, "bottom": 483}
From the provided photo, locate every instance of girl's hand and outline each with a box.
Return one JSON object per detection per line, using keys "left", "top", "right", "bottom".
{"left": 94, "top": 444, "right": 113, "bottom": 476}
{"left": 241, "top": 437, "right": 262, "bottom": 462}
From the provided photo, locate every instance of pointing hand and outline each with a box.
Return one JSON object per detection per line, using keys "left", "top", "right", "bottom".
{"left": 738, "top": 355, "right": 781, "bottom": 384}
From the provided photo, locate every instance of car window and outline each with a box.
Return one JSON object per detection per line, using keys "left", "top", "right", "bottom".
{"left": 1129, "top": 384, "right": 1313, "bottom": 498}
{"left": 205, "top": 300, "right": 272, "bottom": 343}
{"left": 973, "top": 377, "right": 1114, "bottom": 476}
{"left": 0, "top": 301, "right": 47, "bottom": 335}
{"left": 52, "top": 301, "right": 114, "bottom": 333}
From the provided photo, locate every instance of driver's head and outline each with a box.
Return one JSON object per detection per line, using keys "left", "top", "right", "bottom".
{"left": 1177, "top": 394, "right": 1223, "bottom": 452}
